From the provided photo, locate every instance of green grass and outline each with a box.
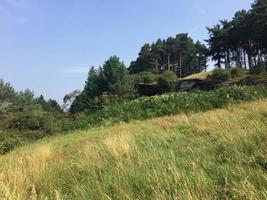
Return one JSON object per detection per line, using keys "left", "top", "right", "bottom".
{"left": 1, "top": 99, "right": 267, "bottom": 199}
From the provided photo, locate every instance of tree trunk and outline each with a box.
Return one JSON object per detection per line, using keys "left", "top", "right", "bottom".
{"left": 167, "top": 55, "right": 170, "bottom": 71}
{"left": 253, "top": 56, "right": 257, "bottom": 67}
{"left": 218, "top": 59, "right": 221, "bottom": 68}
{"left": 225, "top": 52, "right": 229, "bottom": 69}
{"left": 248, "top": 52, "right": 252, "bottom": 69}
{"left": 227, "top": 51, "right": 230, "bottom": 68}
{"left": 243, "top": 50, "right": 247, "bottom": 70}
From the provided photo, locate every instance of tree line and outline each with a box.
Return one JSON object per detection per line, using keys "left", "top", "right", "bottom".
{"left": 129, "top": 33, "right": 208, "bottom": 77}
{"left": 68, "top": 0, "right": 267, "bottom": 114}
{"left": 206, "top": 0, "right": 267, "bottom": 70}
{"left": 68, "top": 34, "right": 209, "bottom": 114}
{"left": 0, "top": 79, "right": 63, "bottom": 131}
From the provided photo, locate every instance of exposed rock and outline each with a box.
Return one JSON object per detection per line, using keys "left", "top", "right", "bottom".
{"left": 177, "top": 79, "right": 227, "bottom": 91}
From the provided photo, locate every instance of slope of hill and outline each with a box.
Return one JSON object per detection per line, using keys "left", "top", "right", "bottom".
{"left": 0, "top": 99, "right": 267, "bottom": 200}
{"left": 182, "top": 71, "right": 211, "bottom": 80}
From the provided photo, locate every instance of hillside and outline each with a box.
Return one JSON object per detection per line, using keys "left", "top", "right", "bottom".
{"left": 182, "top": 71, "right": 211, "bottom": 80}
{"left": 1, "top": 99, "right": 267, "bottom": 200}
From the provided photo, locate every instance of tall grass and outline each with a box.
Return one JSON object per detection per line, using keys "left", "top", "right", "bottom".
{"left": 0, "top": 99, "right": 266, "bottom": 199}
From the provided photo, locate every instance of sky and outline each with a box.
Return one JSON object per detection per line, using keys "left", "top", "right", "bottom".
{"left": 0, "top": 0, "right": 253, "bottom": 103}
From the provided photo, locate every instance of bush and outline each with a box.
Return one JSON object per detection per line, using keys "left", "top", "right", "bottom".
{"left": 3, "top": 110, "right": 62, "bottom": 133}
{"left": 0, "top": 132, "right": 20, "bottom": 154}
{"left": 142, "top": 72, "right": 158, "bottom": 84}
{"left": 0, "top": 130, "right": 51, "bottom": 155}
{"left": 250, "top": 61, "right": 267, "bottom": 75}
{"left": 134, "top": 72, "right": 158, "bottom": 84}
{"left": 209, "top": 68, "right": 231, "bottom": 81}
{"left": 158, "top": 71, "right": 178, "bottom": 92}
{"left": 70, "top": 85, "right": 267, "bottom": 130}
{"left": 230, "top": 68, "right": 247, "bottom": 79}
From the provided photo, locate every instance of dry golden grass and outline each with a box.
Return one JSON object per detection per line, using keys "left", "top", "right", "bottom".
{"left": 104, "top": 133, "right": 133, "bottom": 158}
{"left": 0, "top": 99, "right": 266, "bottom": 199}
{"left": 182, "top": 71, "right": 211, "bottom": 80}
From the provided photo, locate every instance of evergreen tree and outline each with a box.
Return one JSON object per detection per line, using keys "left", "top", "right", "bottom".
{"left": 207, "top": 0, "right": 267, "bottom": 70}
{"left": 129, "top": 34, "right": 208, "bottom": 77}
{"left": 101, "top": 56, "right": 134, "bottom": 97}
{"left": 70, "top": 56, "right": 135, "bottom": 114}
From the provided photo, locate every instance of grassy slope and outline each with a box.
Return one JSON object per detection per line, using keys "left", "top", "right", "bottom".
{"left": 1, "top": 100, "right": 267, "bottom": 200}
{"left": 182, "top": 71, "right": 211, "bottom": 80}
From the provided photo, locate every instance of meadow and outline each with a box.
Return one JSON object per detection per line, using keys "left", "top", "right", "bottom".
{"left": 1, "top": 99, "right": 267, "bottom": 200}
{"left": 1, "top": 0, "right": 267, "bottom": 199}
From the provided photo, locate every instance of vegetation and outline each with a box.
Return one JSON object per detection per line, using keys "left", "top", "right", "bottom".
{"left": 158, "top": 71, "right": 179, "bottom": 92}
{"left": 208, "top": 68, "right": 231, "bottom": 81}
{"left": 138, "top": 71, "right": 159, "bottom": 84}
{"left": 1, "top": 1, "right": 267, "bottom": 198}
{"left": 206, "top": 0, "right": 267, "bottom": 70}
{"left": 0, "top": 79, "right": 66, "bottom": 154}
{"left": 129, "top": 34, "right": 208, "bottom": 77}
{"left": 70, "top": 56, "right": 135, "bottom": 114}
{"left": 230, "top": 67, "right": 247, "bottom": 79}
{"left": 0, "top": 100, "right": 267, "bottom": 199}
{"left": 182, "top": 71, "right": 211, "bottom": 80}
{"left": 1, "top": 82, "right": 267, "bottom": 155}
{"left": 65, "top": 85, "right": 267, "bottom": 130}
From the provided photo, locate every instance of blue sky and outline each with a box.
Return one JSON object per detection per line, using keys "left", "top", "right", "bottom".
{"left": 0, "top": 0, "right": 253, "bottom": 103}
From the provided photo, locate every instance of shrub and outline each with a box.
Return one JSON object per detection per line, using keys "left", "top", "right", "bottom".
{"left": 230, "top": 68, "right": 246, "bottom": 79}
{"left": 70, "top": 85, "right": 267, "bottom": 130}
{"left": 3, "top": 110, "right": 61, "bottom": 133}
{"left": 133, "top": 72, "right": 158, "bottom": 84}
{"left": 250, "top": 61, "right": 267, "bottom": 75}
{"left": 0, "top": 130, "right": 51, "bottom": 155}
{"left": 209, "top": 68, "right": 231, "bottom": 81}
{"left": 0, "top": 133, "right": 20, "bottom": 155}
{"left": 142, "top": 72, "right": 158, "bottom": 84}
{"left": 158, "top": 71, "right": 178, "bottom": 92}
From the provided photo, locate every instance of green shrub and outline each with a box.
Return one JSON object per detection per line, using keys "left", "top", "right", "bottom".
{"left": 250, "top": 61, "right": 267, "bottom": 75}
{"left": 230, "top": 68, "right": 246, "bottom": 79}
{"left": 142, "top": 72, "right": 158, "bottom": 84}
{"left": 158, "top": 71, "right": 178, "bottom": 92}
{"left": 3, "top": 110, "right": 61, "bottom": 133}
{"left": 0, "top": 132, "right": 20, "bottom": 154}
{"left": 70, "top": 85, "right": 267, "bottom": 130}
{"left": 134, "top": 72, "right": 158, "bottom": 84}
{"left": 0, "top": 129, "right": 51, "bottom": 155}
{"left": 209, "top": 68, "right": 231, "bottom": 81}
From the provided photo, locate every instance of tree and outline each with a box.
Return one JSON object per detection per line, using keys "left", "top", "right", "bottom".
{"left": 129, "top": 34, "right": 208, "bottom": 77}
{"left": 129, "top": 44, "right": 155, "bottom": 73}
{"left": 84, "top": 67, "right": 102, "bottom": 98}
{"left": 206, "top": 0, "right": 267, "bottom": 71}
{"left": 0, "top": 79, "right": 16, "bottom": 102}
{"left": 101, "top": 56, "right": 134, "bottom": 97}
{"left": 69, "top": 56, "right": 135, "bottom": 114}
{"left": 206, "top": 25, "right": 225, "bottom": 68}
